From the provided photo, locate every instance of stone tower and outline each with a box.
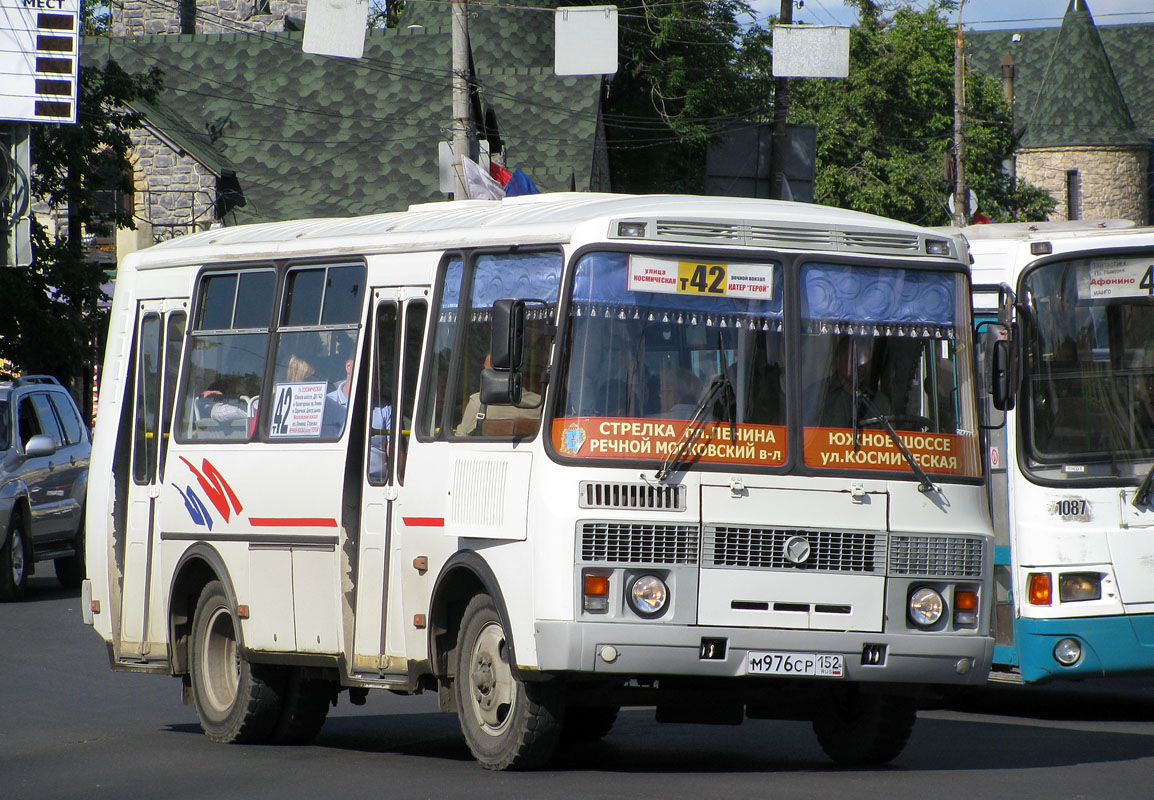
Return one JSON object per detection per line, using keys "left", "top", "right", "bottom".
{"left": 1015, "top": 0, "right": 1149, "bottom": 224}
{"left": 112, "top": 0, "right": 308, "bottom": 37}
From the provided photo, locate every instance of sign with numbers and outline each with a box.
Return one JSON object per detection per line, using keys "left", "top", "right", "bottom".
{"left": 1, "top": 0, "right": 80, "bottom": 123}
{"left": 268, "top": 382, "right": 327, "bottom": 438}
{"left": 628, "top": 255, "right": 774, "bottom": 300}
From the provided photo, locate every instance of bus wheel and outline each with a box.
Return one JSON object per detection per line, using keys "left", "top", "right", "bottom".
{"left": 454, "top": 593, "right": 562, "bottom": 770}
{"left": 812, "top": 689, "right": 917, "bottom": 766}
{"left": 0, "top": 517, "right": 28, "bottom": 602}
{"left": 190, "top": 580, "right": 284, "bottom": 743}
{"left": 561, "top": 705, "right": 619, "bottom": 741}
{"left": 270, "top": 668, "right": 333, "bottom": 744}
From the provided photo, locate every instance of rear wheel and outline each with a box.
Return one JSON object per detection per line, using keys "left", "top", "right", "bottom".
{"left": 190, "top": 580, "right": 284, "bottom": 743}
{"left": 54, "top": 517, "right": 86, "bottom": 589}
{"left": 270, "top": 668, "right": 333, "bottom": 744}
{"left": 561, "top": 705, "right": 619, "bottom": 741}
{"left": 454, "top": 593, "right": 563, "bottom": 770}
{"left": 0, "top": 518, "right": 28, "bottom": 602}
{"left": 812, "top": 690, "right": 917, "bottom": 766}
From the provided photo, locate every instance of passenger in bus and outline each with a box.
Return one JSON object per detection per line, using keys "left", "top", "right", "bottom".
{"left": 804, "top": 335, "right": 888, "bottom": 428}
{"left": 457, "top": 354, "right": 541, "bottom": 436}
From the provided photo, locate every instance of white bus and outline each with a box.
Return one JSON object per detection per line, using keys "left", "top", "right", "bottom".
{"left": 968, "top": 221, "right": 1154, "bottom": 683}
{"left": 84, "top": 193, "right": 994, "bottom": 770}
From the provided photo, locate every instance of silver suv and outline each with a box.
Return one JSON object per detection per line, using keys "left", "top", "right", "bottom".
{"left": 0, "top": 375, "right": 91, "bottom": 601}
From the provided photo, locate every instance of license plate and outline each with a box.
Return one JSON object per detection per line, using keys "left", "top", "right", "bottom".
{"left": 747, "top": 651, "right": 844, "bottom": 677}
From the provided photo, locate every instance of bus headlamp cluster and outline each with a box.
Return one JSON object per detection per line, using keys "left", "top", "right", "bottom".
{"left": 908, "top": 587, "right": 944, "bottom": 628}
{"left": 629, "top": 575, "right": 669, "bottom": 617}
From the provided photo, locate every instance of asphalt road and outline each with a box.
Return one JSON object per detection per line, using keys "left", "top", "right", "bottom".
{"left": 3, "top": 575, "right": 1154, "bottom": 800}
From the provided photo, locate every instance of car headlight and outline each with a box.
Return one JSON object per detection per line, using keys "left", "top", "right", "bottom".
{"left": 1058, "top": 572, "right": 1102, "bottom": 602}
{"left": 629, "top": 574, "right": 668, "bottom": 617}
{"left": 908, "top": 587, "right": 944, "bottom": 628}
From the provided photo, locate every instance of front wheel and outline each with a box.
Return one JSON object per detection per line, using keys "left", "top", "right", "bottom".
{"left": 190, "top": 580, "right": 284, "bottom": 743}
{"left": 812, "top": 690, "right": 917, "bottom": 766}
{"left": 454, "top": 594, "right": 562, "bottom": 770}
{"left": 0, "top": 518, "right": 28, "bottom": 602}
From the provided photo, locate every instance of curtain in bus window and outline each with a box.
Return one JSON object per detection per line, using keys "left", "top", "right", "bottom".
{"left": 800, "top": 263, "right": 956, "bottom": 336}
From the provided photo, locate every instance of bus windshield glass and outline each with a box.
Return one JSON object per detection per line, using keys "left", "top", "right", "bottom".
{"left": 1020, "top": 255, "right": 1154, "bottom": 479}
{"left": 553, "top": 251, "right": 786, "bottom": 468}
{"left": 551, "top": 252, "right": 980, "bottom": 478}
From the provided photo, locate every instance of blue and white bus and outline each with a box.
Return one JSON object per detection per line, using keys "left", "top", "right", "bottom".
{"left": 968, "top": 221, "right": 1154, "bottom": 683}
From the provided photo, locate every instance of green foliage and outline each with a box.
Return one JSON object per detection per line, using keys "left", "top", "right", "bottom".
{"left": 787, "top": 3, "right": 1053, "bottom": 224}
{"left": 0, "top": 56, "right": 162, "bottom": 395}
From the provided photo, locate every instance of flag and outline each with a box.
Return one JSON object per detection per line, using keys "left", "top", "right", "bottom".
{"left": 505, "top": 168, "right": 540, "bottom": 197}
{"left": 462, "top": 157, "right": 505, "bottom": 200}
{"left": 490, "top": 162, "right": 513, "bottom": 187}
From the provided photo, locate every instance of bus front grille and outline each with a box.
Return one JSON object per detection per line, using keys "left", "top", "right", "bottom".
{"left": 578, "top": 481, "right": 686, "bottom": 511}
{"left": 889, "top": 535, "right": 985, "bottom": 578}
{"left": 579, "top": 522, "right": 699, "bottom": 565}
{"left": 703, "top": 526, "right": 885, "bottom": 573}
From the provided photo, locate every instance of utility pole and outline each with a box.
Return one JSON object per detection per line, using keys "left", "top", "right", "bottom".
{"left": 768, "top": 0, "right": 793, "bottom": 201}
{"left": 951, "top": 3, "right": 968, "bottom": 227}
{"left": 451, "top": 0, "right": 472, "bottom": 199}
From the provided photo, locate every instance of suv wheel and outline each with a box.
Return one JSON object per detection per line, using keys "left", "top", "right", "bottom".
{"left": 0, "top": 517, "right": 29, "bottom": 602}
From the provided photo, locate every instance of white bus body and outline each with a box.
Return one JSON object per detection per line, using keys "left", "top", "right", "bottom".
{"left": 968, "top": 221, "right": 1154, "bottom": 683}
{"left": 84, "top": 194, "right": 994, "bottom": 769}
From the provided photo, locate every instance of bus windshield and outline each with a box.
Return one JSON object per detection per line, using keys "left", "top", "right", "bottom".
{"left": 551, "top": 251, "right": 980, "bottom": 478}
{"left": 1020, "top": 255, "right": 1154, "bottom": 479}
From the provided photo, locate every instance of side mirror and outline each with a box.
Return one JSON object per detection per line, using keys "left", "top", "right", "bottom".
{"left": 991, "top": 337, "right": 1016, "bottom": 411}
{"left": 23, "top": 433, "right": 58, "bottom": 458}
{"left": 490, "top": 298, "right": 525, "bottom": 371}
{"left": 480, "top": 366, "right": 523, "bottom": 406}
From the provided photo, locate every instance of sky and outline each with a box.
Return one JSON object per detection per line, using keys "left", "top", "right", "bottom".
{"left": 746, "top": 0, "right": 1154, "bottom": 30}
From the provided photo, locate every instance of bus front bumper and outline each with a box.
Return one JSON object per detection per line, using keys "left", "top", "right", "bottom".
{"left": 534, "top": 620, "right": 993, "bottom": 686}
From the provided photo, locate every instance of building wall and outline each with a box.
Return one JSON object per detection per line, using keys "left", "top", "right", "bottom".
{"left": 129, "top": 129, "right": 218, "bottom": 240}
{"left": 1016, "top": 145, "right": 1150, "bottom": 225}
{"left": 113, "top": 0, "right": 308, "bottom": 37}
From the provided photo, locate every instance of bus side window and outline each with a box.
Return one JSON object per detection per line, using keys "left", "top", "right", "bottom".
{"left": 398, "top": 300, "right": 427, "bottom": 484}
{"left": 178, "top": 270, "right": 275, "bottom": 443}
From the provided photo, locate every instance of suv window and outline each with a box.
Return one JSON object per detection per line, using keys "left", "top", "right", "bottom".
{"left": 27, "top": 394, "right": 66, "bottom": 447}
{"left": 49, "top": 392, "right": 85, "bottom": 445}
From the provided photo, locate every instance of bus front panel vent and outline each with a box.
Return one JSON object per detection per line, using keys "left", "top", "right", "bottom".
{"left": 579, "top": 521, "right": 700, "bottom": 565}
{"left": 579, "top": 481, "right": 686, "bottom": 511}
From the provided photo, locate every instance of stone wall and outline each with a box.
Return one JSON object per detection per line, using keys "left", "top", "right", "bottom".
{"left": 113, "top": 0, "right": 308, "bottom": 37}
{"left": 129, "top": 128, "right": 218, "bottom": 240}
{"left": 1016, "top": 145, "right": 1150, "bottom": 225}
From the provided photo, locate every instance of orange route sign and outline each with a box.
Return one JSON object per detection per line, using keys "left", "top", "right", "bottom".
{"left": 553, "top": 417, "right": 787, "bottom": 466}
{"left": 803, "top": 427, "right": 980, "bottom": 477}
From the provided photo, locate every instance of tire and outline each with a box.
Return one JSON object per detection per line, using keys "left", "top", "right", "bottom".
{"left": 812, "top": 690, "right": 917, "bottom": 767}
{"left": 454, "top": 593, "right": 563, "bottom": 770}
{"left": 0, "top": 518, "right": 28, "bottom": 602}
{"left": 270, "top": 668, "right": 333, "bottom": 745}
{"left": 190, "top": 580, "right": 284, "bottom": 743}
{"left": 54, "top": 516, "right": 86, "bottom": 589}
{"left": 561, "top": 705, "right": 619, "bottom": 742}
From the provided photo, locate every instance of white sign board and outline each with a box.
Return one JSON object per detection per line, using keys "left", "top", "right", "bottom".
{"left": 268, "top": 381, "right": 329, "bottom": 437}
{"left": 628, "top": 255, "right": 775, "bottom": 300}
{"left": 1079, "top": 258, "right": 1154, "bottom": 299}
{"left": 303, "top": 0, "right": 368, "bottom": 59}
{"left": 772, "top": 25, "right": 850, "bottom": 79}
{"left": 0, "top": 0, "right": 80, "bottom": 123}
{"left": 555, "top": 5, "right": 617, "bottom": 76}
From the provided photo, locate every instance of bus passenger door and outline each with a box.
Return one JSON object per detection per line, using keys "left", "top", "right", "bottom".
{"left": 352, "top": 290, "right": 427, "bottom": 674}
{"left": 120, "top": 301, "right": 187, "bottom": 660}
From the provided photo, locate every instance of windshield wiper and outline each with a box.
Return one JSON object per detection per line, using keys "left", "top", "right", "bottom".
{"left": 857, "top": 393, "right": 937, "bottom": 494}
{"left": 1134, "top": 463, "right": 1154, "bottom": 509}
{"left": 655, "top": 373, "right": 736, "bottom": 483}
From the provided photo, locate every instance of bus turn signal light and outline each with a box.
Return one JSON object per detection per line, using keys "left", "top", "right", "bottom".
{"left": 1028, "top": 573, "right": 1052, "bottom": 605}
{"left": 583, "top": 574, "right": 610, "bottom": 613}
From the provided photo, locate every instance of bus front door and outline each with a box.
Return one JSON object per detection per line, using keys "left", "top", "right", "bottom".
{"left": 119, "top": 301, "right": 186, "bottom": 660}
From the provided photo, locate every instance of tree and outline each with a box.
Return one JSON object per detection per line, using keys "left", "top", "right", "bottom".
{"left": 786, "top": 1, "right": 1052, "bottom": 224}
{"left": 0, "top": 4, "right": 161, "bottom": 412}
{"left": 599, "top": 0, "right": 772, "bottom": 193}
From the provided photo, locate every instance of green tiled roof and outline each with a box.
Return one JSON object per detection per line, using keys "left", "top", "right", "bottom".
{"left": 82, "top": 21, "right": 602, "bottom": 223}
{"left": 967, "top": 3, "right": 1153, "bottom": 148}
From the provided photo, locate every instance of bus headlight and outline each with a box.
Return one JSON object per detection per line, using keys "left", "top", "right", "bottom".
{"left": 629, "top": 575, "right": 668, "bottom": 617}
{"left": 908, "top": 587, "right": 944, "bottom": 628}
{"left": 1058, "top": 572, "right": 1102, "bottom": 602}
{"left": 1053, "top": 637, "right": 1082, "bottom": 666}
